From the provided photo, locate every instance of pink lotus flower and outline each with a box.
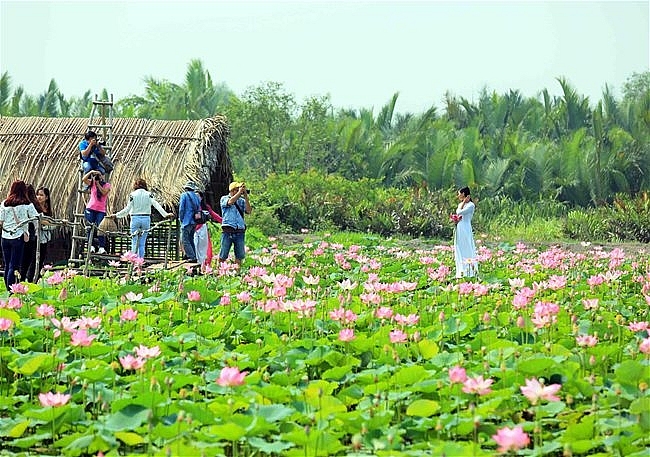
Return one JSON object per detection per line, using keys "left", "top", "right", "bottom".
{"left": 628, "top": 321, "right": 649, "bottom": 332}
{"left": 389, "top": 329, "right": 408, "bottom": 344}
{"left": 120, "top": 308, "right": 138, "bottom": 322}
{"left": 547, "top": 275, "right": 567, "bottom": 290}
{"left": 6, "top": 297, "right": 22, "bottom": 309}
{"left": 492, "top": 426, "right": 530, "bottom": 453}
{"left": 187, "top": 291, "right": 201, "bottom": 302}
{"left": 236, "top": 291, "right": 252, "bottom": 303}
{"left": 375, "top": 306, "right": 394, "bottom": 320}
{"left": 576, "top": 334, "right": 598, "bottom": 347}
{"left": 448, "top": 366, "right": 467, "bottom": 384}
{"left": 216, "top": 366, "right": 247, "bottom": 387}
{"left": 38, "top": 391, "right": 71, "bottom": 407}
{"left": 0, "top": 318, "right": 13, "bottom": 332}
{"left": 393, "top": 313, "right": 420, "bottom": 326}
{"left": 9, "top": 283, "right": 29, "bottom": 294}
{"left": 70, "top": 329, "right": 96, "bottom": 347}
{"left": 51, "top": 316, "right": 77, "bottom": 337}
{"left": 119, "top": 354, "right": 146, "bottom": 370}
{"left": 520, "top": 378, "right": 561, "bottom": 405}
{"left": 47, "top": 272, "right": 65, "bottom": 286}
{"left": 134, "top": 344, "right": 161, "bottom": 359}
{"left": 338, "top": 328, "right": 356, "bottom": 342}
{"left": 582, "top": 298, "right": 599, "bottom": 310}
{"left": 220, "top": 294, "right": 231, "bottom": 305}
{"left": 450, "top": 213, "right": 462, "bottom": 224}
{"left": 77, "top": 316, "right": 102, "bottom": 330}
{"left": 462, "top": 375, "right": 493, "bottom": 395}
{"left": 640, "top": 337, "right": 650, "bottom": 355}
{"left": 36, "top": 304, "right": 55, "bottom": 317}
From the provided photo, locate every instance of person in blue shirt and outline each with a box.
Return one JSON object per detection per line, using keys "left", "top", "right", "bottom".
{"left": 219, "top": 181, "right": 252, "bottom": 267}
{"left": 79, "top": 131, "right": 107, "bottom": 175}
{"left": 178, "top": 181, "right": 201, "bottom": 262}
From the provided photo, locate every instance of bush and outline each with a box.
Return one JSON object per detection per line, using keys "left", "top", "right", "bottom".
{"left": 251, "top": 171, "right": 455, "bottom": 239}
{"left": 564, "top": 193, "right": 650, "bottom": 243}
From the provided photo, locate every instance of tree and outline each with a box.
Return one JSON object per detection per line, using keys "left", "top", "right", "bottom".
{"left": 225, "top": 82, "right": 297, "bottom": 176}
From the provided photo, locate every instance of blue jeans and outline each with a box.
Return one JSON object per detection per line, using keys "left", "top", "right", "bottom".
{"left": 2, "top": 237, "right": 24, "bottom": 290}
{"left": 81, "top": 159, "right": 106, "bottom": 175}
{"left": 84, "top": 208, "right": 106, "bottom": 248}
{"left": 219, "top": 231, "right": 246, "bottom": 261}
{"left": 130, "top": 215, "right": 150, "bottom": 258}
{"left": 181, "top": 224, "right": 197, "bottom": 260}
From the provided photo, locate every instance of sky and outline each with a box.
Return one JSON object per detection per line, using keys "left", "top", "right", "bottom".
{"left": 1, "top": 0, "right": 648, "bottom": 114}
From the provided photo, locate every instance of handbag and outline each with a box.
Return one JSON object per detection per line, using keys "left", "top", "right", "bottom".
{"left": 194, "top": 210, "right": 211, "bottom": 224}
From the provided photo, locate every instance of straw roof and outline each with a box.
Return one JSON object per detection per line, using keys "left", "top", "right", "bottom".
{"left": 0, "top": 116, "right": 232, "bottom": 221}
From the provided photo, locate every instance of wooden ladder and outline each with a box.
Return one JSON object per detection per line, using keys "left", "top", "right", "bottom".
{"left": 69, "top": 94, "right": 114, "bottom": 272}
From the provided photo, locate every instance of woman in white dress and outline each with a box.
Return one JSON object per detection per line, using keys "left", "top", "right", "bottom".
{"left": 454, "top": 186, "right": 478, "bottom": 279}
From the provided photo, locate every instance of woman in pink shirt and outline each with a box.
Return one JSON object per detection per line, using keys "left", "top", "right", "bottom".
{"left": 82, "top": 170, "right": 111, "bottom": 254}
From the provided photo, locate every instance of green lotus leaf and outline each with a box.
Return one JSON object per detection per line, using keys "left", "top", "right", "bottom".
{"left": 9, "top": 352, "right": 54, "bottom": 376}
{"left": 322, "top": 364, "right": 354, "bottom": 380}
{"left": 406, "top": 399, "right": 440, "bottom": 417}
{"left": 517, "top": 356, "right": 558, "bottom": 376}
{"left": 104, "top": 404, "right": 150, "bottom": 431}
{"left": 247, "top": 436, "right": 294, "bottom": 453}
{"left": 208, "top": 422, "right": 247, "bottom": 441}
{"left": 23, "top": 405, "right": 68, "bottom": 422}
{"left": 253, "top": 404, "right": 295, "bottom": 422}
{"left": 391, "top": 365, "right": 428, "bottom": 386}
{"left": 615, "top": 360, "right": 649, "bottom": 387}
{"left": 115, "top": 430, "right": 145, "bottom": 446}
{"left": 417, "top": 339, "right": 439, "bottom": 359}
{"left": 0, "top": 418, "right": 29, "bottom": 438}
{"left": 8, "top": 432, "right": 51, "bottom": 449}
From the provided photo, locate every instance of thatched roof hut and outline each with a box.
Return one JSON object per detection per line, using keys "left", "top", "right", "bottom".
{"left": 0, "top": 116, "right": 232, "bottom": 220}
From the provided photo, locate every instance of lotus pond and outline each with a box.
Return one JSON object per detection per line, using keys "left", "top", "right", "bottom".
{"left": 0, "top": 234, "right": 648, "bottom": 456}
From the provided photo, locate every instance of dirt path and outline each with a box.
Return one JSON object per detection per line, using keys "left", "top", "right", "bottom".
{"left": 273, "top": 234, "right": 648, "bottom": 256}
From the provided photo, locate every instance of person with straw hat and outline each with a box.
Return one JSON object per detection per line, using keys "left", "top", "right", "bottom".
{"left": 178, "top": 180, "right": 201, "bottom": 262}
{"left": 219, "top": 181, "right": 252, "bottom": 267}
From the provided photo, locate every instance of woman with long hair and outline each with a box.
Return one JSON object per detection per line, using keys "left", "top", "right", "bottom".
{"left": 82, "top": 170, "right": 111, "bottom": 254}
{"left": 19, "top": 184, "right": 43, "bottom": 282}
{"left": 454, "top": 186, "right": 478, "bottom": 279}
{"left": 112, "top": 178, "right": 172, "bottom": 258}
{"left": 24, "top": 186, "right": 55, "bottom": 281}
{"left": 0, "top": 180, "right": 39, "bottom": 290}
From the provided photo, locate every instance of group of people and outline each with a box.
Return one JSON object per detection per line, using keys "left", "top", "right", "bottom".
{"left": 177, "top": 180, "right": 252, "bottom": 267}
{"left": 79, "top": 130, "right": 253, "bottom": 266}
{"left": 0, "top": 130, "right": 471, "bottom": 286}
{"left": 0, "top": 181, "right": 54, "bottom": 290}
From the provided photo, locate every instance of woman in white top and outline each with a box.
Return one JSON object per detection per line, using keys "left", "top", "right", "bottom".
{"left": 454, "top": 186, "right": 478, "bottom": 279}
{"left": 0, "top": 180, "right": 39, "bottom": 290}
{"left": 111, "top": 178, "right": 172, "bottom": 259}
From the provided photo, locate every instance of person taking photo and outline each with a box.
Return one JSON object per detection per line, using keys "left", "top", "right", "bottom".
{"left": 219, "top": 181, "right": 251, "bottom": 267}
